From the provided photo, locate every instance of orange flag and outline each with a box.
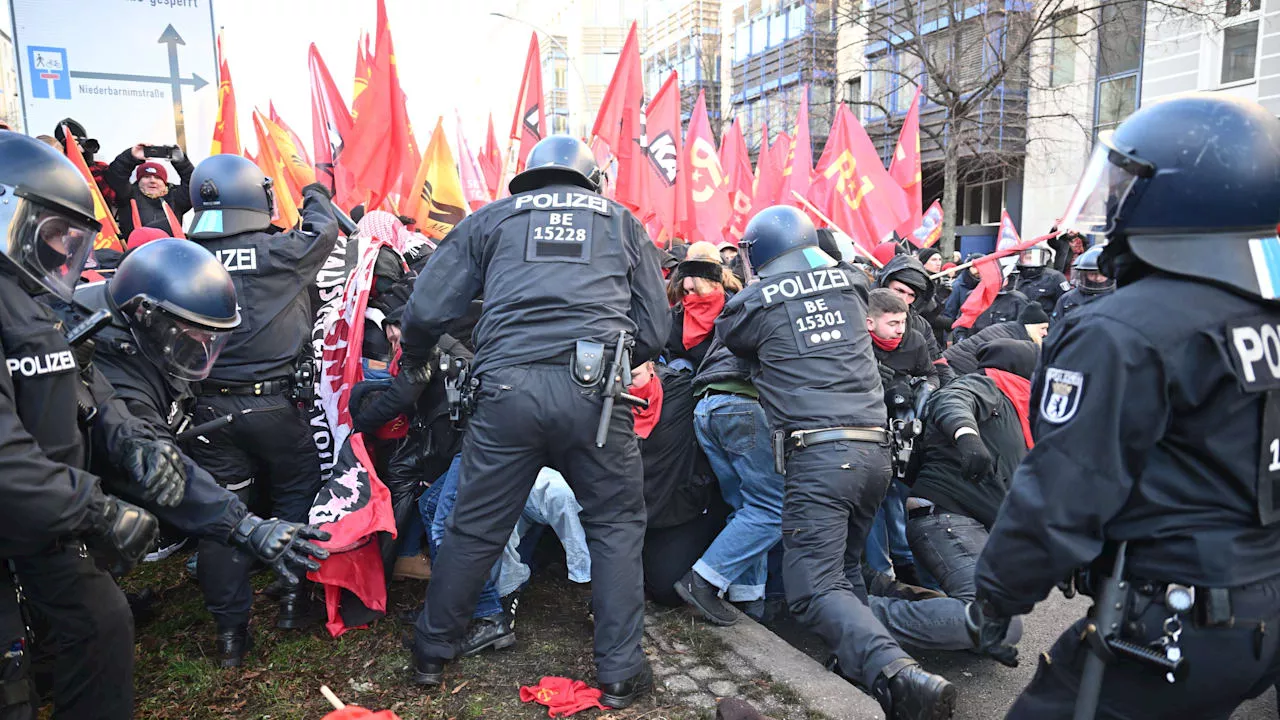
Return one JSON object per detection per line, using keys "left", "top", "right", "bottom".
{"left": 510, "top": 33, "right": 547, "bottom": 173}
{"left": 401, "top": 118, "right": 469, "bottom": 240}
{"left": 352, "top": 31, "right": 371, "bottom": 119}
{"left": 719, "top": 118, "right": 754, "bottom": 244}
{"left": 270, "top": 101, "right": 312, "bottom": 169}
{"left": 256, "top": 110, "right": 315, "bottom": 198}
{"left": 252, "top": 112, "right": 301, "bottom": 230}
{"left": 590, "top": 22, "right": 644, "bottom": 213}
{"left": 210, "top": 31, "right": 240, "bottom": 156}
{"left": 63, "top": 124, "right": 122, "bottom": 251}
{"left": 780, "top": 90, "right": 813, "bottom": 206}
{"left": 678, "top": 90, "right": 731, "bottom": 244}
{"left": 344, "top": 0, "right": 413, "bottom": 212}
{"left": 889, "top": 87, "right": 923, "bottom": 237}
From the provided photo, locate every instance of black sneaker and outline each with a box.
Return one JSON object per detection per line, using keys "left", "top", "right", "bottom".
{"left": 459, "top": 615, "right": 516, "bottom": 656}
{"left": 601, "top": 661, "right": 653, "bottom": 709}
{"left": 875, "top": 663, "right": 957, "bottom": 720}
{"left": 868, "top": 571, "right": 947, "bottom": 601}
{"left": 501, "top": 591, "right": 520, "bottom": 630}
{"left": 673, "top": 571, "right": 739, "bottom": 626}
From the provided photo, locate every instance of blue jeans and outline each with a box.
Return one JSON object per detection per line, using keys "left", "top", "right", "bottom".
{"left": 691, "top": 393, "right": 784, "bottom": 602}
{"left": 419, "top": 456, "right": 503, "bottom": 619}
{"left": 866, "top": 480, "right": 913, "bottom": 575}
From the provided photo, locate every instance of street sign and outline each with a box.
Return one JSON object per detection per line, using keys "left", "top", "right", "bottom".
{"left": 11, "top": 0, "right": 218, "bottom": 163}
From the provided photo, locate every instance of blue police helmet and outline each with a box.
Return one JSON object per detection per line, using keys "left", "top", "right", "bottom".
{"left": 188, "top": 154, "right": 274, "bottom": 239}
{"left": 108, "top": 238, "right": 240, "bottom": 380}
{"left": 509, "top": 136, "right": 601, "bottom": 195}
{"left": 740, "top": 205, "right": 835, "bottom": 278}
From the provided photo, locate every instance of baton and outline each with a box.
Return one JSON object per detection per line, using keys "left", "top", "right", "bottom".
{"left": 175, "top": 405, "right": 289, "bottom": 442}
{"left": 1074, "top": 542, "right": 1128, "bottom": 720}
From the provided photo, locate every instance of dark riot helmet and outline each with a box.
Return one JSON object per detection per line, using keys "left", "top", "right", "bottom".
{"left": 509, "top": 135, "right": 601, "bottom": 195}
{"left": 0, "top": 132, "right": 100, "bottom": 301}
{"left": 188, "top": 154, "right": 275, "bottom": 239}
{"left": 739, "top": 205, "right": 835, "bottom": 279}
{"left": 1072, "top": 244, "right": 1115, "bottom": 295}
{"left": 1058, "top": 93, "right": 1280, "bottom": 299}
{"left": 107, "top": 238, "right": 240, "bottom": 380}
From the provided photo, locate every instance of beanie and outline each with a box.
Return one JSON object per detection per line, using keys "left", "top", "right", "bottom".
{"left": 137, "top": 161, "right": 168, "bottom": 184}
{"left": 917, "top": 247, "right": 941, "bottom": 266}
{"left": 1018, "top": 302, "right": 1050, "bottom": 326}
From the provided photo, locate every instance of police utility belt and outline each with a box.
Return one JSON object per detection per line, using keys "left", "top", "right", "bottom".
{"left": 772, "top": 426, "right": 888, "bottom": 475}
{"left": 570, "top": 332, "right": 648, "bottom": 448}
{"left": 193, "top": 377, "right": 293, "bottom": 397}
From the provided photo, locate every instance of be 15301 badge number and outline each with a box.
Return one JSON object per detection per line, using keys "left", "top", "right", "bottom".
{"left": 1040, "top": 367, "right": 1083, "bottom": 424}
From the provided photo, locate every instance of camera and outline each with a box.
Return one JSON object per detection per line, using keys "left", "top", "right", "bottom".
{"left": 143, "top": 144, "right": 179, "bottom": 160}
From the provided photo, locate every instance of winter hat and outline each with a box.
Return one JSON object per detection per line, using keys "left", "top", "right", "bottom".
{"left": 1018, "top": 302, "right": 1050, "bottom": 326}
{"left": 942, "top": 262, "right": 957, "bottom": 271}
{"left": 917, "top": 247, "right": 941, "bottom": 266}
{"left": 126, "top": 226, "right": 169, "bottom": 252}
{"left": 137, "top": 162, "right": 168, "bottom": 184}
{"left": 977, "top": 338, "right": 1039, "bottom": 379}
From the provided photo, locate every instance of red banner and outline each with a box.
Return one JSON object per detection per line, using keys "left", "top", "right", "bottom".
{"left": 510, "top": 33, "right": 547, "bottom": 173}
{"left": 678, "top": 90, "right": 731, "bottom": 244}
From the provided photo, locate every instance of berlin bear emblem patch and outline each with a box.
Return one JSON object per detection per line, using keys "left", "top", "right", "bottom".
{"left": 1041, "top": 367, "right": 1083, "bottom": 424}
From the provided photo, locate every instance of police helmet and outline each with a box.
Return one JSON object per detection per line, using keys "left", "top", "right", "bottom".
{"left": 1059, "top": 93, "right": 1280, "bottom": 298}
{"left": 0, "top": 133, "right": 101, "bottom": 301}
{"left": 188, "top": 154, "right": 275, "bottom": 239}
{"left": 739, "top": 205, "right": 835, "bottom": 279}
{"left": 1017, "top": 243, "right": 1054, "bottom": 268}
{"left": 509, "top": 136, "right": 601, "bottom": 195}
{"left": 108, "top": 238, "right": 240, "bottom": 380}
{"left": 1071, "top": 245, "right": 1114, "bottom": 295}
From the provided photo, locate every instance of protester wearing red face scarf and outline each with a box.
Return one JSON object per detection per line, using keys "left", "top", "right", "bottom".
{"left": 664, "top": 241, "right": 742, "bottom": 370}
{"left": 865, "top": 288, "right": 939, "bottom": 390}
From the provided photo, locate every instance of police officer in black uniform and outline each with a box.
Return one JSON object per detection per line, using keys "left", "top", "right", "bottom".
{"left": 1050, "top": 244, "right": 1114, "bottom": 321}
{"left": 74, "top": 239, "right": 331, "bottom": 661}
{"left": 716, "top": 206, "right": 956, "bottom": 720}
{"left": 1010, "top": 242, "right": 1069, "bottom": 317}
{"left": 184, "top": 154, "right": 338, "bottom": 664}
{"left": 969, "top": 94, "right": 1280, "bottom": 718}
{"left": 0, "top": 132, "right": 177, "bottom": 719}
{"left": 401, "top": 136, "right": 669, "bottom": 707}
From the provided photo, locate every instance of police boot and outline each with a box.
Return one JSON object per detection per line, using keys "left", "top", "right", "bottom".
{"left": 873, "top": 663, "right": 956, "bottom": 720}
{"left": 600, "top": 659, "right": 653, "bottom": 709}
{"left": 459, "top": 614, "right": 516, "bottom": 657}
{"left": 276, "top": 582, "right": 321, "bottom": 630}
{"left": 216, "top": 625, "right": 253, "bottom": 668}
{"left": 410, "top": 647, "right": 445, "bottom": 687}
{"left": 674, "top": 570, "right": 739, "bottom": 626}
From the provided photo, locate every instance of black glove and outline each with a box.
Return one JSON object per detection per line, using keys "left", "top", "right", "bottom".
{"left": 955, "top": 432, "right": 992, "bottom": 483}
{"left": 123, "top": 439, "right": 186, "bottom": 507}
{"left": 965, "top": 599, "right": 1018, "bottom": 668}
{"left": 85, "top": 494, "right": 159, "bottom": 576}
{"left": 877, "top": 363, "right": 896, "bottom": 388}
{"left": 398, "top": 349, "right": 436, "bottom": 385}
{"left": 300, "top": 182, "right": 333, "bottom": 200}
{"left": 229, "top": 515, "right": 331, "bottom": 585}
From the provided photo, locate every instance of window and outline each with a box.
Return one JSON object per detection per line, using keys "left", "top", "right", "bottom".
{"left": 960, "top": 180, "right": 1005, "bottom": 225}
{"left": 1095, "top": 75, "right": 1138, "bottom": 133}
{"left": 1222, "top": 21, "right": 1260, "bottom": 83}
{"left": 844, "top": 76, "right": 863, "bottom": 105}
{"left": 751, "top": 18, "right": 768, "bottom": 53}
{"left": 770, "top": 13, "right": 787, "bottom": 47}
{"left": 735, "top": 26, "right": 749, "bottom": 62}
{"left": 553, "top": 64, "right": 568, "bottom": 90}
{"left": 1226, "top": 0, "right": 1262, "bottom": 17}
{"left": 1049, "top": 12, "right": 1077, "bottom": 87}
{"left": 1097, "top": 0, "right": 1143, "bottom": 77}
{"left": 867, "top": 54, "right": 891, "bottom": 118}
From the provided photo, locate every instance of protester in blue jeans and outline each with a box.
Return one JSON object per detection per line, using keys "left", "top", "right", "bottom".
{"left": 419, "top": 455, "right": 592, "bottom": 655}
{"left": 673, "top": 339, "right": 783, "bottom": 626}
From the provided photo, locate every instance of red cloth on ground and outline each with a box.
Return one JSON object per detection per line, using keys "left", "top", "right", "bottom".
{"left": 321, "top": 707, "right": 400, "bottom": 720}
{"left": 869, "top": 330, "right": 902, "bottom": 352}
{"left": 984, "top": 368, "right": 1033, "bottom": 449}
{"left": 519, "top": 677, "right": 607, "bottom": 717}
{"left": 681, "top": 288, "right": 725, "bottom": 349}
{"left": 629, "top": 372, "right": 665, "bottom": 440}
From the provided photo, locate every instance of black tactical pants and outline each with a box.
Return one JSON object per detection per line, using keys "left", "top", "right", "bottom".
{"left": 186, "top": 393, "right": 322, "bottom": 629}
{"left": 1007, "top": 573, "right": 1280, "bottom": 719}
{"left": 782, "top": 440, "right": 915, "bottom": 689}
{"left": 0, "top": 546, "right": 133, "bottom": 720}
{"left": 413, "top": 364, "right": 648, "bottom": 684}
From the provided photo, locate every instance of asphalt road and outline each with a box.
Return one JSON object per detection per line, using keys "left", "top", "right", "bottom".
{"left": 769, "top": 591, "right": 1278, "bottom": 719}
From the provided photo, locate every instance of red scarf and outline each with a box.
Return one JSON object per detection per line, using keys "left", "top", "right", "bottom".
{"left": 681, "top": 289, "right": 725, "bottom": 349}
{"left": 869, "top": 330, "right": 903, "bottom": 352}
{"left": 375, "top": 348, "right": 410, "bottom": 440}
{"left": 983, "top": 368, "right": 1034, "bottom": 448}
{"left": 130, "top": 197, "right": 185, "bottom": 239}
{"left": 629, "top": 374, "right": 664, "bottom": 439}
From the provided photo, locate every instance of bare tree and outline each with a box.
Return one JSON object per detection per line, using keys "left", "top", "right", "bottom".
{"left": 836, "top": 0, "right": 1215, "bottom": 257}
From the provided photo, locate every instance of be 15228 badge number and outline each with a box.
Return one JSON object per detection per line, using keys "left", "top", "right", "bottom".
{"left": 1041, "top": 367, "right": 1083, "bottom": 424}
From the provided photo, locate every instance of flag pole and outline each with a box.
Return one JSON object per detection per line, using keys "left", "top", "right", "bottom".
{"left": 929, "top": 230, "right": 1060, "bottom": 280}
{"left": 790, "top": 190, "right": 884, "bottom": 269}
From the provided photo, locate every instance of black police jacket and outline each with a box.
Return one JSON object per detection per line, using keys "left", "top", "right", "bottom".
{"left": 977, "top": 274, "right": 1280, "bottom": 617}
{"left": 399, "top": 184, "right": 671, "bottom": 376}
{"left": 717, "top": 263, "right": 886, "bottom": 432}
{"left": 911, "top": 374, "right": 1028, "bottom": 529}
{"left": 197, "top": 188, "right": 339, "bottom": 384}
{"left": 971, "top": 290, "right": 1030, "bottom": 335}
{"left": 1013, "top": 266, "right": 1069, "bottom": 316}
{"left": 0, "top": 273, "right": 134, "bottom": 556}
{"left": 1051, "top": 286, "right": 1110, "bottom": 322}
{"left": 70, "top": 286, "right": 247, "bottom": 541}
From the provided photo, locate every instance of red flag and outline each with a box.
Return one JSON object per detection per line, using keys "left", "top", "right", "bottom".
{"left": 780, "top": 91, "right": 813, "bottom": 205}
{"left": 590, "top": 22, "right": 644, "bottom": 213}
{"left": 678, "top": 90, "right": 731, "bottom": 244}
{"left": 995, "top": 209, "right": 1022, "bottom": 252}
{"left": 270, "top": 101, "right": 312, "bottom": 169}
{"left": 343, "top": 0, "right": 412, "bottom": 212}
{"left": 309, "top": 43, "right": 358, "bottom": 208}
{"left": 719, "top": 118, "right": 754, "bottom": 244}
{"left": 753, "top": 124, "right": 783, "bottom": 212}
{"left": 810, "top": 105, "right": 911, "bottom": 251}
{"left": 890, "top": 87, "right": 923, "bottom": 237}
{"left": 210, "top": 31, "right": 240, "bottom": 156}
{"left": 511, "top": 33, "right": 547, "bottom": 173}
{"left": 456, "top": 114, "right": 491, "bottom": 211}
{"left": 478, "top": 113, "right": 504, "bottom": 199}
{"left": 953, "top": 257, "right": 1004, "bottom": 331}
{"left": 352, "top": 32, "right": 371, "bottom": 117}
{"left": 642, "top": 71, "right": 681, "bottom": 237}
{"left": 770, "top": 131, "right": 791, "bottom": 187}
{"left": 907, "top": 200, "right": 944, "bottom": 248}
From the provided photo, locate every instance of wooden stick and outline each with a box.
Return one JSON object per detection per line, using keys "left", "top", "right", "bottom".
{"left": 320, "top": 685, "right": 345, "bottom": 710}
{"left": 789, "top": 191, "right": 885, "bottom": 269}
{"left": 928, "top": 231, "right": 1060, "bottom": 281}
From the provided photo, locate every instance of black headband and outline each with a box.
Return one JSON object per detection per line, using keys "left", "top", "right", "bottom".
{"left": 676, "top": 259, "right": 724, "bottom": 283}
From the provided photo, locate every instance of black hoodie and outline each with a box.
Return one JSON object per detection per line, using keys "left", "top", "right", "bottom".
{"left": 877, "top": 255, "right": 954, "bottom": 385}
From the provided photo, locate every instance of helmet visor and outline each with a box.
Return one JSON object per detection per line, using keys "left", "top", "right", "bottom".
{"left": 128, "top": 303, "right": 230, "bottom": 381}
{"left": 1058, "top": 134, "right": 1151, "bottom": 237}
{"left": 0, "top": 191, "right": 97, "bottom": 300}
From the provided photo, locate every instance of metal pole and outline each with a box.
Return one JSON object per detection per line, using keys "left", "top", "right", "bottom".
{"left": 490, "top": 12, "right": 593, "bottom": 139}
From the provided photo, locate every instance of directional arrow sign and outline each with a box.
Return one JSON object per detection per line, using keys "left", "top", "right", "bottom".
{"left": 160, "top": 24, "right": 192, "bottom": 149}
{"left": 68, "top": 70, "right": 208, "bottom": 92}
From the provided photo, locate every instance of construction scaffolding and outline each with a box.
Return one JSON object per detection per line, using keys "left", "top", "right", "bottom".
{"left": 643, "top": 0, "right": 724, "bottom": 126}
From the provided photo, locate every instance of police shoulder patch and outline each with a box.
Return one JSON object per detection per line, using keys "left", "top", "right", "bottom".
{"left": 1060, "top": 281, "right": 1072, "bottom": 292}
{"left": 1040, "top": 367, "right": 1083, "bottom": 424}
